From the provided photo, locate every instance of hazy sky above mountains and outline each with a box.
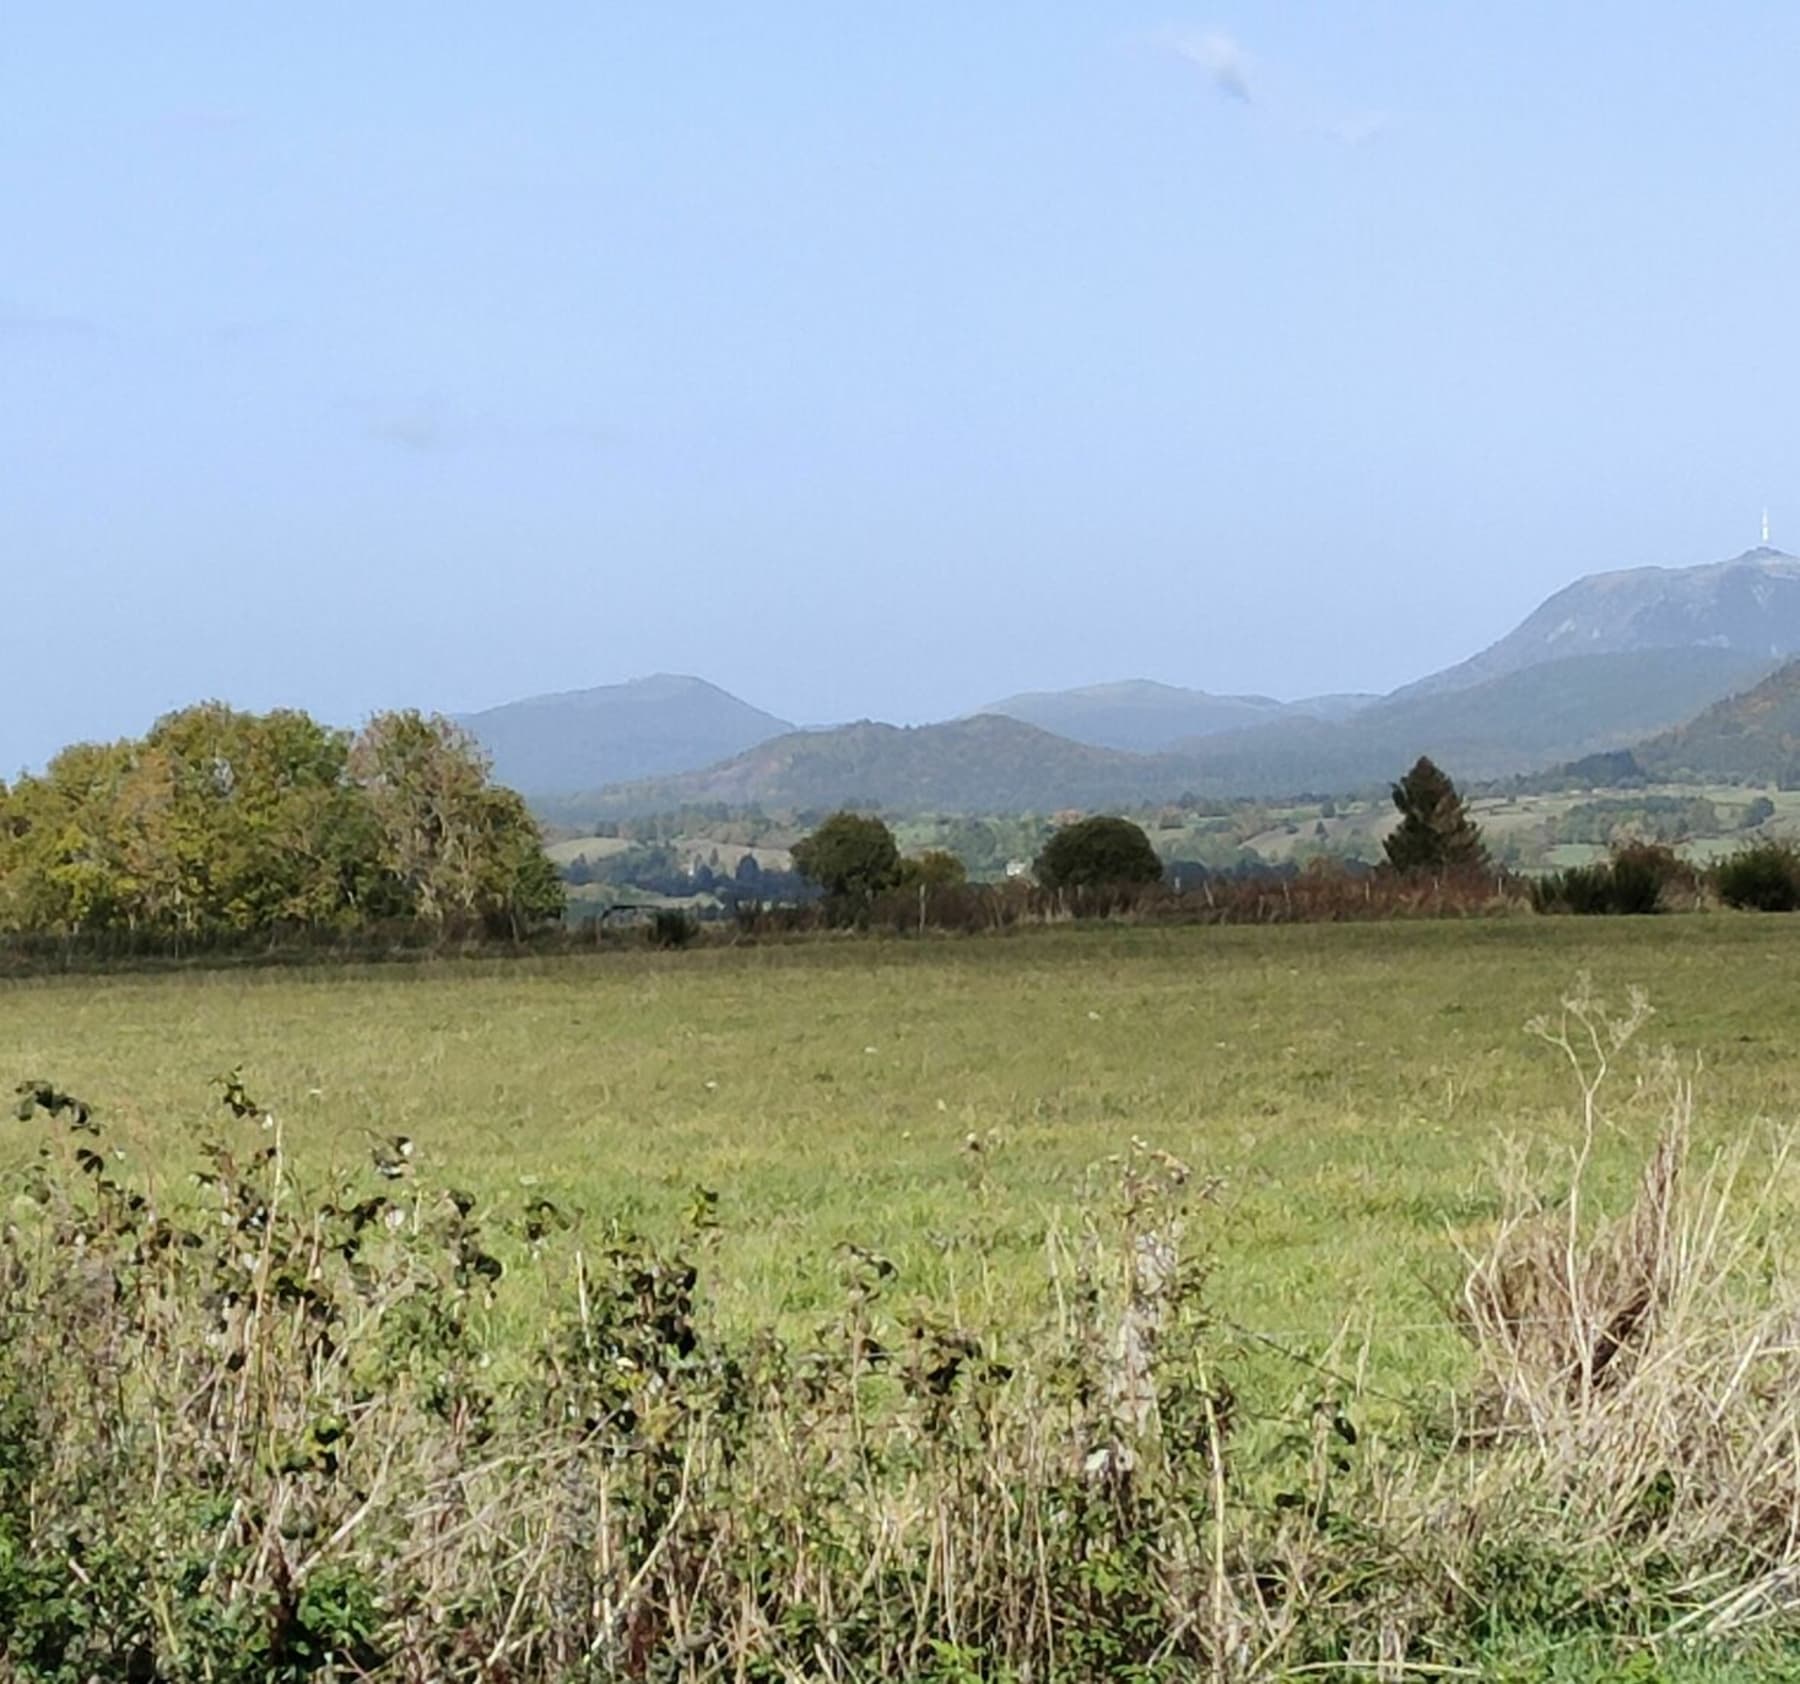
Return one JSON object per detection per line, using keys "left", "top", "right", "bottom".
{"left": 8, "top": 3, "right": 1800, "bottom": 774}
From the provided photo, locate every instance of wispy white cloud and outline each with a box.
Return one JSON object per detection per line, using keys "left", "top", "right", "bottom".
{"left": 1172, "top": 30, "right": 1253, "bottom": 102}
{"left": 1161, "top": 28, "right": 1395, "bottom": 147}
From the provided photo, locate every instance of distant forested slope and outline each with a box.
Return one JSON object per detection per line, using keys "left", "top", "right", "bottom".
{"left": 547, "top": 647, "right": 1767, "bottom": 816}
{"left": 1630, "top": 660, "right": 1800, "bottom": 783}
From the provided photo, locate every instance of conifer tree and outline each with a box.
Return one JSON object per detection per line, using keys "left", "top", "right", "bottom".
{"left": 1383, "top": 756, "right": 1489, "bottom": 873}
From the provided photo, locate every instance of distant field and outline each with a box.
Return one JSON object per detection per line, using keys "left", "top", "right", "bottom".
{"left": 543, "top": 834, "right": 635, "bottom": 866}
{"left": 552, "top": 782, "right": 1800, "bottom": 892}
{"left": 10, "top": 917, "right": 1799, "bottom": 1394}
{"left": 1227, "top": 782, "right": 1800, "bottom": 869}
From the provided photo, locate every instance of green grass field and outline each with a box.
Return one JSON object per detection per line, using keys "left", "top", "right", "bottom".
{"left": 9, "top": 916, "right": 1797, "bottom": 1386}
{"left": 14, "top": 916, "right": 1800, "bottom": 1677}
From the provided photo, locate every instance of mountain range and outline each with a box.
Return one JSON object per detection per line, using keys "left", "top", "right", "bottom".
{"left": 1393, "top": 546, "right": 1800, "bottom": 699}
{"left": 466, "top": 546, "right": 1800, "bottom": 817}
{"left": 973, "top": 680, "right": 1377, "bottom": 753}
{"left": 532, "top": 647, "right": 1768, "bottom": 822}
{"left": 456, "top": 675, "right": 792, "bottom": 795}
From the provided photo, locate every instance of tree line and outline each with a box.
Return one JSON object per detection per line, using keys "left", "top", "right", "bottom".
{"left": 0, "top": 721, "right": 1490, "bottom": 945}
{"left": 0, "top": 705, "right": 563, "bottom": 941}
{"left": 788, "top": 756, "right": 1490, "bottom": 912}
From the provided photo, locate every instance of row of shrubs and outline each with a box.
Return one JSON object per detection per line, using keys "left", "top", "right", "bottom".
{"left": 11, "top": 840, "right": 1799, "bottom": 973}
{"left": 1532, "top": 838, "right": 1800, "bottom": 915}
{"left": 727, "top": 863, "right": 1518, "bottom": 938}
{"left": 710, "top": 838, "right": 1800, "bottom": 939}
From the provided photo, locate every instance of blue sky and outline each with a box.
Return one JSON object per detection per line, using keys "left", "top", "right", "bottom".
{"left": 7, "top": 3, "right": 1800, "bottom": 772}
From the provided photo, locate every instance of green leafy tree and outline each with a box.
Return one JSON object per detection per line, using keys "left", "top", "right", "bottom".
{"left": 791, "top": 812, "right": 901, "bottom": 902}
{"left": 0, "top": 740, "right": 140, "bottom": 933}
{"left": 350, "top": 710, "right": 562, "bottom": 934}
{"left": 0, "top": 706, "right": 562, "bottom": 941}
{"left": 896, "top": 850, "right": 968, "bottom": 891}
{"left": 1383, "top": 756, "right": 1489, "bottom": 873}
{"left": 1034, "top": 816, "right": 1164, "bottom": 891}
{"left": 474, "top": 787, "right": 567, "bottom": 937}
{"left": 0, "top": 702, "right": 384, "bottom": 937}
{"left": 349, "top": 711, "right": 498, "bottom": 928}
{"left": 143, "top": 703, "right": 370, "bottom": 932}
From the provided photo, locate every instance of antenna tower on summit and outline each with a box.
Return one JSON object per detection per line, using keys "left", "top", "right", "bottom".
{"left": 1764, "top": 508, "right": 1772, "bottom": 546}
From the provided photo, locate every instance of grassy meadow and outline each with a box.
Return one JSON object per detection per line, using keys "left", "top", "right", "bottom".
{"left": 13, "top": 916, "right": 1800, "bottom": 1678}
{"left": 8, "top": 915, "right": 1797, "bottom": 1385}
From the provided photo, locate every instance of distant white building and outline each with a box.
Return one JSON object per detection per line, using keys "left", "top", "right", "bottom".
{"left": 1003, "top": 859, "right": 1030, "bottom": 879}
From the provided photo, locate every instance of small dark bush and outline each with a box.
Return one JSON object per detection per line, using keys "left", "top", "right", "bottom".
{"left": 1532, "top": 863, "right": 1617, "bottom": 916}
{"left": 1604, "top": 855, "right": 1666, "bottom": 914}
{"left": 1533, "top": 842, "right": 1691, "bottom": 916}
{"left": 648, "top": 908, "right": 699, "bottom": 948}
{"left": 1616, "top": 840, "right": 1697, "bottom": 907}
{"left": 1713, "top": 841, "right": 1800, "bottom": 912}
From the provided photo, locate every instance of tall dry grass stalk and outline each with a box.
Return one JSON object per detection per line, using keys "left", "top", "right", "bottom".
{"left": 1435, "top": 978, "right": 1800, "bottom": 1647}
